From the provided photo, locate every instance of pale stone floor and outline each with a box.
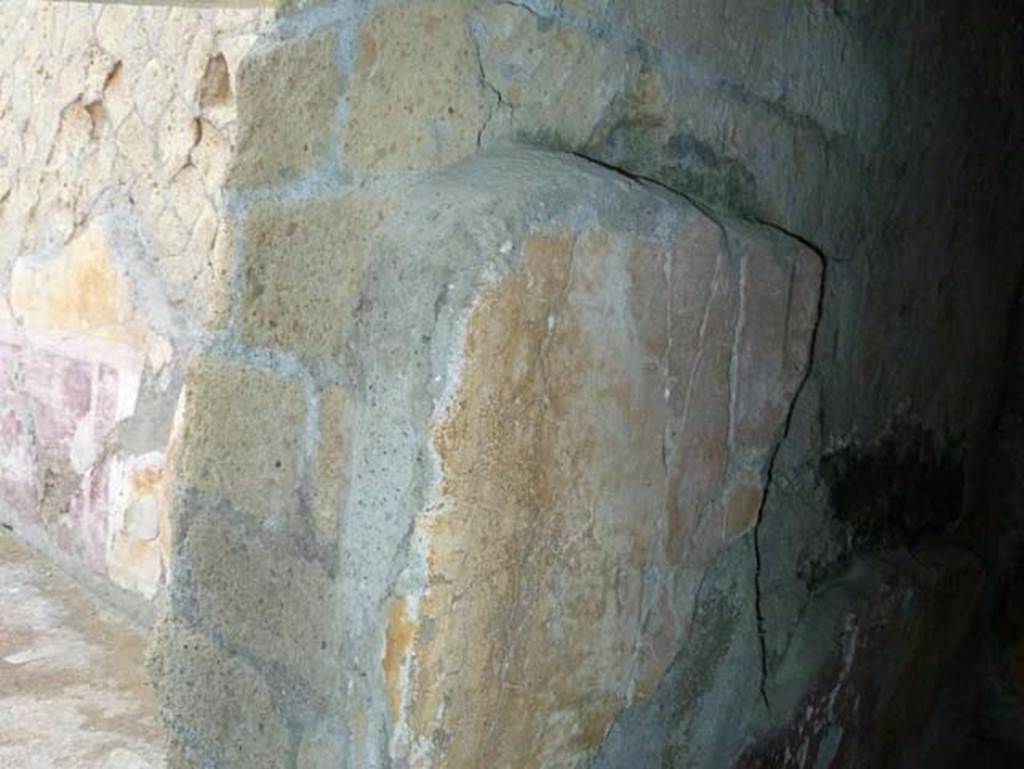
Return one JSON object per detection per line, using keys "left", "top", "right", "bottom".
{"left": 0, "top": 529, "right": 165, "bottom": 768}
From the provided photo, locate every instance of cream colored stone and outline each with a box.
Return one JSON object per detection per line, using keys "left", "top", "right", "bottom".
{"left": 108, "top": 535, "right": 163, "bottom": 599}
{"left": 9, "top": 222, "right": 138, "bottom": 342}
{"left": 177, "top": 351, "right": 307, "bottom": 524}
{"left": 157, "top": 97, "right": 200, "bottom": 177}
{"left": 169, "top": 163, "right": 213, "bottom": 233}
{"left": 227, "top": 31, "right": 340, "bottom": 187}
{"left": 202, "top": 215, "right": 235, "bottom": 331}
{"left": 191, "top": 118, "right": 230, "bottom": 187}
{"left": 135, "top": 58, "right": 176, "bottom": 128}
{"left": 342, "top": 1, "right": 490, "bottom": 171}
{"left": 101, "top": 62, "right": 133, "bottom": 129}
{"left": 95, "top": 6, "right": 141, "bottom": 59}
{"left": 115, "top": 111, "right": 157, "bottom": 178}
{"left": 239, "top": 193, "right": 388, "bottom": 358}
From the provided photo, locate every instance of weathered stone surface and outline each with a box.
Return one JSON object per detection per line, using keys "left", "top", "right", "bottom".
{"left": 10, "top": 223, "right": 138, "bottom": 343}
{"left": 148, "top": 618, "right": 289, "bottom": 769}
{"left": 180, "top": 511, "right": 337, "bottom": 699}
{"left": 317, "top": 150, "right": 821, "bottom": 767}
{"left": 107, "top": 452, "right": 168, "bottom": 599}
{"left": 296, "top": 722, "right": 344, "bottom": 769}
{"left": 342, "top": 1, "right": 490, "bottom": 171}
{"left": 239, "top": 193, "right": 389, "bottom": 358}
{"left": 228, "top": 31, "right": 341, "bottom": 187}
{"left": 471, "top": 3, "right": 634, "bottom": 148}
{"left": 176, "top": 352, "right": 306, "bottom": 525}
{"left": 0, "top": 0, "right": 269, "bottom": 604}
{"left": 8, "top": 2, "right": 1016, "bottom": 767}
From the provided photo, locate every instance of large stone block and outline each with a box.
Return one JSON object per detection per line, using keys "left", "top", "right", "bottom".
{"left": 238, "top": 193, "right": 389, "bottom": 359}
{"left": 181, "top": 512, "right": 337, "bottom": 700}
{"left": 342, "top": 1, "right": 490, "bottom": 171}
{"left": 148, "top": 618, "right": 290, "bottom": 769}
{"left": 228, "top": 31, "right": 341, "bottom": 187}
{"left": 471, "top": 3, "right": 634, "bottom": 148}
{"left": 337, "top": 149, "right": 821, "bottom": 767}
{"left": 176, "top": 352, "right": 306, "bottom": 525}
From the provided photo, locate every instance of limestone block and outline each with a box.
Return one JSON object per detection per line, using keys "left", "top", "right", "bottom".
{"left": 176, "top": 352, "right": 306, "bottom": 525}
{"left": 148, "top": 618, "right": 290, "bottom": 769}
{"left": 238, "top": 193, "right": 389, "bottom": 359}
{"left": 342, "top": 1, "right": 491, "bottom": 171}
{"left": 346, "top": 150, "right": 821, "bottom": 767}
{"left": 228, "top": 31, "right": 341, "bottom": 187}
{"left": 182, "top": 512, "right": 337, "bottom": 699}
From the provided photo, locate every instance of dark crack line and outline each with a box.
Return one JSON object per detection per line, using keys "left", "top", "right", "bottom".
{"left": 751, "top": 248, "right": 827, "bottom": 713}
{"left": 568, "top": 148, "right": 829, "bottom": 713}
{"left": 752, "top": 452, "right": 775, "bottom": 710}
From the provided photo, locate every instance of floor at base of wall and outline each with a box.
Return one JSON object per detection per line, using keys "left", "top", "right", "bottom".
{"left": 0, "top": 528, "right": 166, "bottom": 769}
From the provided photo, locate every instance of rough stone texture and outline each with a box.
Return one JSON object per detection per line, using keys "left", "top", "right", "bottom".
{"left": 147, "top": 618, "right": 289, "bottom": 769}
{"left": 176, "top": 351, "right": 306, "bottom": 527}
{"left": 180, "top": 511, "right": 337, "bottom": 700}
{"left": 7, "top": 1, "right": 1021, "bottom": 767}
{"left": 376, "top": 153, "right": 818, "bottom": 768}
{"left": 472, "top": 3, "right": 633, "bottom": 149}
{"left": 342, "top": 1, "right": 490, "bottom": 171}
{"left": 0, "top": 0, "right": 270, "bottom": 611}
{"left": 153, "top": 143, "right": 820, "bottom": 769}
{"left": 227, "top": 30, "right": 341, "bottom": 187}
{"left": 238, "top": 193, "right": 390, "bottom": 359}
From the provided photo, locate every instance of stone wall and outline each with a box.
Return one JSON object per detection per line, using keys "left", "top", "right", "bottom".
{"left": 4, "top": 1, "right": 1022, "bottom": 767}
{"left": 0, "top": 2, "right": 271, "bottom": 614}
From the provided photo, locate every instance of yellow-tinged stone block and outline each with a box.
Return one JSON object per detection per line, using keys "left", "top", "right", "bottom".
{"left": 10, "top": 223, "right": 137, "bottom": 342}
{"left": 342, "top": 1, "right": 490, "bottom": 171}
{"left": 228, "top": 31, "right": 341, "bottom": 187}
{"left": 177, "top": 352, "right": 306, "bottom": 523}
{"left": 239, "top": 193, "right": 388, "bottom": 358}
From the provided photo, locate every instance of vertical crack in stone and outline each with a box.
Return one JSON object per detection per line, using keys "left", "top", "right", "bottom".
{"left": 467, "top": 17, "right": 508, "bottom": 149}
{"left": 750, "top": 240, "right": 826, "bottom": 711}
